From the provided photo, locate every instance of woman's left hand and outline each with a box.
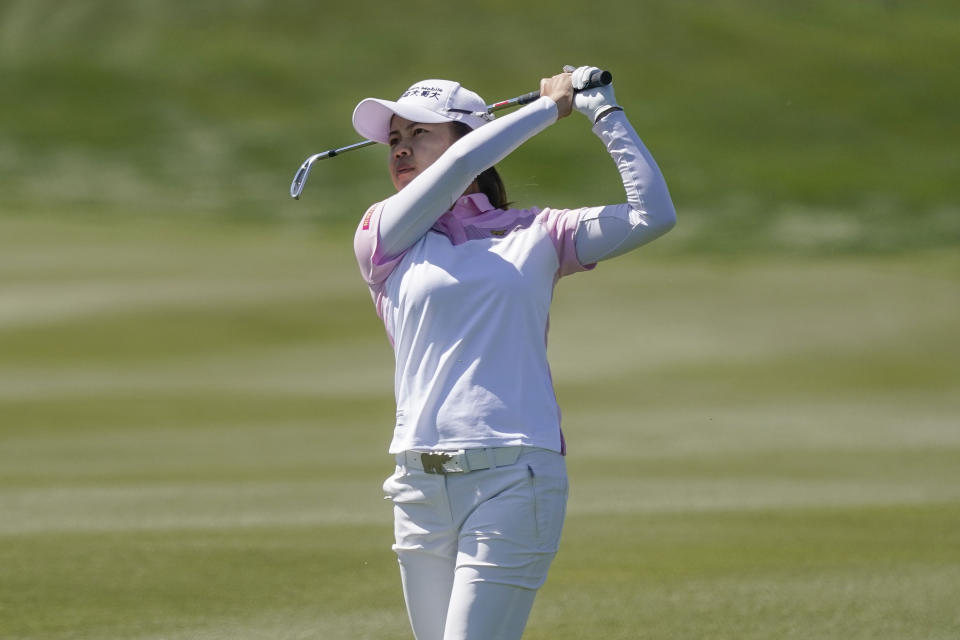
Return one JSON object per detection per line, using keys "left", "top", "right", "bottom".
{"left": 539, "top": 73, "right": 573, "bottom": 119}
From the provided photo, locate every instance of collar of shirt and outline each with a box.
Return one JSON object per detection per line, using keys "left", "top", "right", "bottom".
{"left": 446, "top": 192, "right": 494, "bottom": 220}
{"left": 431, "top": 192, "right": 498, "bottom": 245}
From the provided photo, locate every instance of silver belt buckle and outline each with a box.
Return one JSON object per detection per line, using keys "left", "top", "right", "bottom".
{"left": 420, "top": 451, "right": 466, "bottom": 474}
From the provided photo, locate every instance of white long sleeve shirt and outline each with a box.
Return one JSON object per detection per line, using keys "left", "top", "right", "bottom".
{"left": 354, "top": 97, "right": 675, "bottom": 454}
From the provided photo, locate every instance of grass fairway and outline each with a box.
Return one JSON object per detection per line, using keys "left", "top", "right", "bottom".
{"left": 1, "top": 213, "right": 958, "bottom": 639}
{"left": 3, "top": 0, "right": 958, "bottom": 637}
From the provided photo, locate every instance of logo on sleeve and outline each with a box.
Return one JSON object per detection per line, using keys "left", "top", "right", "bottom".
{"left": 361, "top": 205, "right": 376, "bottom": 231}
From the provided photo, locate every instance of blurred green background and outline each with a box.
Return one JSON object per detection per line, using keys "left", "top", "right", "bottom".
{"left": 1, "top": 1, "right": 958, "bottom": 638}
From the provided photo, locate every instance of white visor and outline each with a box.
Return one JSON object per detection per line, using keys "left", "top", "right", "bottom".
{"left": 352, "top": 79, "right": 493, "bottom": 144}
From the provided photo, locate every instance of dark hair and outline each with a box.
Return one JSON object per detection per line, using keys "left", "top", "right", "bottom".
{"left": 450, "top": 121, "right": 511, "bottom": 209}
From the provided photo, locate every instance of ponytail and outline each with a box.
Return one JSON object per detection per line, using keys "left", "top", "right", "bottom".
{"left": 450, "top": 122, "right": 511, "bottom": 209}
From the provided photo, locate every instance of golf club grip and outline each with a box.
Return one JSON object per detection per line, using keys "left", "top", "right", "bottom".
{"left": 487, "top": 70, "right": 614, "bottom": 113}
{"left": 515, "top": 90, "right": 542, "bottom": 106}
{"left": 536, "top": 69, "right": 613, "bottom": 95}
{"left": 585, "top": 69, "right": 613, "bottom": 88}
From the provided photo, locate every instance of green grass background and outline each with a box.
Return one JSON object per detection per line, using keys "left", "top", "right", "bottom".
{"left": 1, "top": 0, "right": 958, "bottom": 638}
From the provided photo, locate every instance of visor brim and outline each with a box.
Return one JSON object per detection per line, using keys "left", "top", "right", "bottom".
{"left": 352, "top": 98, "right": 454, "bottom": 144}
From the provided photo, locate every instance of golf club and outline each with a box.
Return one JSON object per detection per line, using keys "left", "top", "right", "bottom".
{"left": 290, "top": 68, "right": 613, "bottom": 199}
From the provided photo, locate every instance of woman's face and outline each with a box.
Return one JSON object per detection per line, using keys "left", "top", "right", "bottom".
{"left": 388, "top": 115, "right": 459, "bottom": 191}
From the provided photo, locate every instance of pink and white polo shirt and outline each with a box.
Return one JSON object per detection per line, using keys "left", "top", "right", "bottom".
{"left": 355, "top": 192, "right": 594, "bottom": 454}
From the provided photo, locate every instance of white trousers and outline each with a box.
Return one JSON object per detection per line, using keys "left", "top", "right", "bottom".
{"left": 382, "top": 447, "right": 568, "bottom": 640}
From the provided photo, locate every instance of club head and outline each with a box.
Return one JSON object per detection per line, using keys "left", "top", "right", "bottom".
{"left": 289, "top": 153, "right": 328, "bottom": 199}
{"left": 290, "top": 163, "right": 310, "bottom": 200}
{"left": 288, "top": 140, "right": 374, "bottom": 199}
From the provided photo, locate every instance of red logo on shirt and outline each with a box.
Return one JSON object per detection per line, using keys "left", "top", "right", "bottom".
{"left": 361, "top": 205, "right": 375, "bottom": 231}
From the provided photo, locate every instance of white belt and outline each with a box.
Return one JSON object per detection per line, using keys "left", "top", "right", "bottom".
{"left": 396, "top": 447, "right": 524, "bottom": 474}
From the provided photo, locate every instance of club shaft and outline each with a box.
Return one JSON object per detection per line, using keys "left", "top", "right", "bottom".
{"left": 487, "top": 91, "right": 542, "bottom": 113}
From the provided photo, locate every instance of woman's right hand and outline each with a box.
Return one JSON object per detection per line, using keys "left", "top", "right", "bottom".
{"left": 540, "top": 73, "right": 574, "bottom": 119}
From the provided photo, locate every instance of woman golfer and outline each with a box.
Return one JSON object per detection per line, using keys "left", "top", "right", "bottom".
{"left": 351, "top": 65, "right": 676, "bottom": 639}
